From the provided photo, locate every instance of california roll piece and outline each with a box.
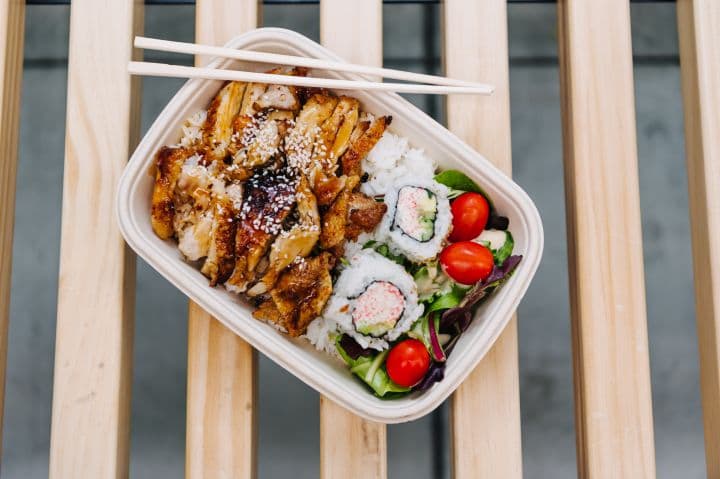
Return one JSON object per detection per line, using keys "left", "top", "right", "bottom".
{"left": 322, "top": 249, "right": 423, "bottom": 350}
{"left": 379, "top": 177, "right": 452, "bottom": 262}
{"left": 353, "top": 281, "right": 405, "bottom": 336}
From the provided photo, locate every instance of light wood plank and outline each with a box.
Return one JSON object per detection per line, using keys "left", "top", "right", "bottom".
{"left": 320, "top": 0, "right": 382, "bottom": 69}
{"left": 186, "top": 302, "right": 257, "bottom": 479}
{"left": 444, "top": 2, "right": 522, "bottom": 477}
{"left": 557, "top": 1, "right": 656, "bottom": 477}
{"left": 49, "top": 1, "right": 143, "bottom": 477}
{"left": 319, "top": 1, "right": 386, "bottom": 478}
{"left": 677, "top": 1, "right": 720, "bottom": 477}
{"left": 0, "top": 0, "right": 24, "bottom": 458}
{"left": 185, "top": 2, "right": 259, "bottom": 479}
{"left": 195, "top": 0, "right": 260, "bottom": 66}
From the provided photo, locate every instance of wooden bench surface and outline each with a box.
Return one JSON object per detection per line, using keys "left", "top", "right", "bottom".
{"left": 558, "top": 1, "right": 656, "bottom": 476}
{"left": 0, "top": 0, "right": 715, "bottom": 477}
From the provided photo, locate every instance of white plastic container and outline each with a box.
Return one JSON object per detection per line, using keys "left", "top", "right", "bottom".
{"left": 117, "top": 28, "right": 543, "bottom": 423}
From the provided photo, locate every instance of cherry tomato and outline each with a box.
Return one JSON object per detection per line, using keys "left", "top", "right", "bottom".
{"left": 386, "top": 339, "right": 431, "bottom": 388}
{"left": 449, "top": 192, "right": 490, "bottom": 242}
{"left": 439, "top": 241, "right": 494, "bottom": 285}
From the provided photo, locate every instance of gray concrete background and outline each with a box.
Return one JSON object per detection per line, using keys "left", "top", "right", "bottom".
{"left": 3, "top": 3, "right": 705, "bottom": 478}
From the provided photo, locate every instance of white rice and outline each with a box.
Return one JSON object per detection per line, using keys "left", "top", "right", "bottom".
{"left": 304, "top": 316, "right": 340, "bottom": 357}
{"left": 343, "top": 232, "right": 375, "bottom": 259}
{"left": 360, "top": 132, "right": 437, "bottom": 196}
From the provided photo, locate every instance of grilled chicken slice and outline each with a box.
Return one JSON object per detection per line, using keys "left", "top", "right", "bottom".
{"left": 319, "top": 175, "right": 360, "bottom": 250}
{"left": 320, "top": 177, "right": 385, "bottom": 248}
{"left": 151, "top": 146, "right": 194, "bottom": 239}
{"left": 345, "top": 192, "right": 387, "bottom": 241}
{"left": 172, "top": 154, "right": 227, "bottom": 261}
{"left": 256, "top": 84, "right": 300, "bottom": 111}
{"left": 244, "top": 110, "right": 294, "bottom": 168}
{"left": 350, "top": 119, "right": 370, "bottom": 144}
{"left": 253, "top": 252, "right": 334, "bottom": 336}
{"left": 312, "top": 172, "right": 347, "bottom": 207}
{"left": 285, "top": 93, "right": 339, "bottom": 174}
{"left": 229, "top": 110, "right": 294, "bottom": 169}
{"left": 240, "top": 82, "right": 267, "bottom": 117}
{"left": 200, "top": 192, "right": 240, "bottom": 286}
{"left": 341, "top": 115, "right": 392, "bottom": 177}
{"left": 174, "top": 203, "right": 214, "bottom": 261}
{"left": 248, "top": 176, "right": 320, "bottom": 296}
{"left": 237, "top": 67, "right": 305, "bottom": 118}
{"left": 320, "top": 188, "right": 350, "bottom": 250}
{"left": 255, "top": 67, "right": 306, "bottom": 111}
{"left": 203, "top": 81, "right": 246, "bottom": 161}
{"left": 313, "top": 96, "right": 360, "bottom": 173}
{"left": 225, "top": 170, "right": 297, "bottom": 293}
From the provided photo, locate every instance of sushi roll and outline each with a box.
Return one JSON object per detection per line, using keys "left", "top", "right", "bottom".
{"left": 379, "top": 177, "right": 452, "bottom": 263}
{"left": 322, "top": 249, "right": 424, "bottom": 350}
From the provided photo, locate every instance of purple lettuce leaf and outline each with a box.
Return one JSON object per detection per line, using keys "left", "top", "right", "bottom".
{"left": 486, "top": 214, "right": 509, "bottom": 231}
{"left": 338, "top": 334, "right": 374, "bottom": 360}
{"left": 439, "top": 308, "right": 472, "bottom": 334}
{"left": 415, "top": 361, "right": 446, "bottom": 392}
{"left": 427, "top": 312, "right": 447, "bottom": 362}
{"left": 482, "top": 254, "right": 523, "bottom": 287}
{"left": 440, "top": 255, "right": 523, "bottom": 334}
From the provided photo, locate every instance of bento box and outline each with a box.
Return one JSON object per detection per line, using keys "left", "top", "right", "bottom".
{"left": 116, "top": 27, "right": 543, "bottom": 423}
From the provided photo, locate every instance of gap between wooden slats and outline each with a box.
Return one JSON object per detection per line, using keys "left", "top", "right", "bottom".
{"left": 318, "top": 1, "right": 387, "bottom": 478}
{"left": 185, "top": 1, "right": 259, "bottom": 479}
{"left": 443, "top": 1, "right": 523, "bottom": 478}
{"left": 49, "top": 1, "right": 143, "bottom": 477}
{"left": 557, "top": 1, "right": 656, "bottom": 477}
{"left": 0, "top": 0, "right": 25, "bottom": 459}
{"left": 677, "top": 1, "right": 720, "bottom": 477}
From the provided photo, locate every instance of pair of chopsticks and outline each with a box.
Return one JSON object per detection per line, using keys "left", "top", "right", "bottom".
{"left": 128, "top": 36, "right": 494, "bottom": 96}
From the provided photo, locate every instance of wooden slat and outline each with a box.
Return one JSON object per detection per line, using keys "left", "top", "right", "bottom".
{"left": 49, "top": 0, "right": 143, "bottom": 477}
{"left": 320, "top": 0, "right": 382, "bottom": 69}
{"left": 185, "top": 2, "right": 259, "bottom": 479}
{"left": 557, "top": 1, "right": 656, "bottom": 477}
{"left": 0, "top": 0, "right": 24, "bottom": 458}
{"left": 677, "top": 1, "right": 720, "bottom": 476}
{"left": 186, "top": 302, "right": 257, "bottom": 479}
{"left": 443, "top": 2, "right": 522, "bottom": 477}
{"left": 319, "top": 1, "right": 386, "bottom": 478}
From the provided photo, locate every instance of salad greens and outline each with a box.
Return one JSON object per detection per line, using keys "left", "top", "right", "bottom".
{"left": 362, "top": 240, "right": 412, "bottom": 269}
{"left": 336, "top": 336, "right": 410, "bottom": 397}
{"left": 425, "top": 283, "right": 468, "bottom": 314}
{"left": 440, "top": 255, "right": 523, "bottom": 334}
{"left": 434, "top": 170, "right": 494, "bottom": 208}
{"left": 435, "top": 169, "right": 510, "bottom": 231}
{"left": 478, "top": 229, "right": 515, "bottom": 265}
{"left": 413, "top": 261, "right": 452, "bottom": 300}
{"left": 409, "top": 312, "right": 449, "bottom": 362}
{"left": 335, "top": 169, "right": 522, "bottom": 397}
{"left": 494, "top": 231, "right": 514, "bottom": 265}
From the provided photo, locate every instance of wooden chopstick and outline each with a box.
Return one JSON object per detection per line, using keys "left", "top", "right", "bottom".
{"left": 134, "top": 36, "right": 494, "bottom": 93}
{"left": 127, "top": 61, "right": 494, "bottom": 96}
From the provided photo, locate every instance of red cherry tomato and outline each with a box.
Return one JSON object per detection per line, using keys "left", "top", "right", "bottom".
{"left": 439, "top": 241, "right": 494, "bottom": 285}
{"left": 449, "top": 192, "right": 490, "bottom": 242}
{"left": 386, "top": 339, "right": 431, "bottom": 388}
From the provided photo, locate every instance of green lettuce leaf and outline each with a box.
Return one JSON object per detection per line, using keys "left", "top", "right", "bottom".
{"left": 335, "top": 337, "right": 410, "bottom": 397}
{"left": 425, "top": 284, "right": 468, "bottom": 313}
{"left": 363, "top": 240, "right": 409, "bottom": 267}
{"left": 434, "top": 170, "right": 495, "bottom": 210}
{"left": 493, "top": 230, "right": 514, "bottom": 265}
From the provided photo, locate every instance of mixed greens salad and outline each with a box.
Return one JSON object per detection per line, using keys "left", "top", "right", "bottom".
{"left": 334, "top": 170, "right": 522, "bottom": 397}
